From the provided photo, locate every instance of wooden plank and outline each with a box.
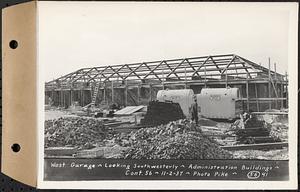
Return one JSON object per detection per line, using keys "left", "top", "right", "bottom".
{"left": 74, "top": 148, "right": 104, "bottom": 158}
{"left": 251, "top": 136, "right": 278, "bottom": 143}
{"left": 114, "top": 125, "right": 146, "bottom": 130}
{"left": 104, "top": 121, "right": 131, "bottom": 127}
{"left": 221, "top": 142, "right": 288, "bottom": 151}
{"left": 45, "top": 147, "right": 78, "bottom": 156}
{"left": 252, "top": 112, "right": 288, "bottom": 115}
{"left": 202, "top": 134, "right": 236, "bottom": 138}
{"left": 200, "top": 126, "right": 219, "bottom": 130}
{"left": 239, "top": 97, "right": 287, "bottom": 101}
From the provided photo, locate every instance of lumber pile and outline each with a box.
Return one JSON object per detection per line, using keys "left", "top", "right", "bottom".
{"left": 44, "top": 117, "right": 116, "bottom": 149}
{"left": 123, "top": 119, "right": 232, "bottom": 159}
{"left": 141, "top": 101, "right": 185, "bottom": 126}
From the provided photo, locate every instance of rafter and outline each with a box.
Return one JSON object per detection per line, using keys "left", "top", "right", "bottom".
{"left": 220, "top": 55, "right": 237, "bottom": 74}
{"left": 46, "top": 54, "right": 284, "bottom": 90}
{"left": 192, "top": 56, "right": 211, "bottom": 77}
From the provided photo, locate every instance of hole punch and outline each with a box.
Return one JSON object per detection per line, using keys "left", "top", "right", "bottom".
{"left": 11, "top": 143, "right": 21, "bottom": 152}
{"left": 9, "top": 40, "right": 18, "bottom": 49}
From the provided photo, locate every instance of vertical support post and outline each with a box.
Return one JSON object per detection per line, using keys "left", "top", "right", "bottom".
{"left": 268, "top": 58, "right": 272, "bottom": 109}
{"left": 70, "top": 89, "right": 73, "bottom": 106}
{"left": 274, "top": 63, "right": 277, "bottom": 80}
{"left": 80, "top": 89, "right": 83, "bottom": 106}
{"left": 61, "top": 90, "right": 63, "bottom": 108}
{"left": 83, "top": 90, "right": 85, "bottom": 106}
{"left": 246, "top": 79, "right": 249, "bottom": 111}
{"left": 162, "top": 69, "right": 165, "bottom": 90}
{"left": 280, "top": 81, "right": 284, "bottom": 109}
{"left": 65, "top": 90, "right": 67, "bottom": 107}
{"left": 137, "top": 84, "right": 141, "bottom": 105}
{"left": 274, "top": 63, "right": 278, "bottom": 109}
{"left": 254, "top": 83, "right": 259, "bottom": 112}
{"left": 204, "top": 64, "right": 207, "bottom": 88}
{"left": 285, "top": 71, "right": 288, "bottom": 108}
{"left": 103, "top": 83, "right": 106, "bottom": 104}
{"left": 90, "top": 84, "right": 93, "bottom": 105}
{"left": 62, "top": 90, "right": 65, "bottom": 108}
{"left": 58, "top": 90, "right": 60, "bottom": 106}
{"left": 225, "top": 68, "right": 228, "bottom": 88}
{"left": 58, "top": 91, "right": 60, "bottom": 106}
{"left": 124, "top": 80, "right": 128, "bottom": 106}
{"left": 111, "top": 81, "right": 114, "bottom": 104}
{"left": 51, "top": 90, "right": 54, "bottom": 103}
{"left": 149, "top": 84, "right": 153, "bottom": 101}
{"left": 63, "top": 90, "right": 65, "bottom": 107}
{"left": 184, "top": 67, "right": 187, "bottom": 89}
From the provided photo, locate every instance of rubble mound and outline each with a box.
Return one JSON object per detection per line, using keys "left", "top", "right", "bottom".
{"left": 266, "top": 122, "right": 288, "bottom": 141}
{"left": 124, "top": 120, "right": 232, "bottom": 159}
{"left": 45, "top": 117, "right": 115, "bottom": 149}
{"left": 141, "top": 101, "right": 185, "bottom": 126}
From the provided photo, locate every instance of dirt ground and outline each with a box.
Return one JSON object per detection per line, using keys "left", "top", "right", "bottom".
{"left": 45, "top": 109, "right": 77, "bottom": 120}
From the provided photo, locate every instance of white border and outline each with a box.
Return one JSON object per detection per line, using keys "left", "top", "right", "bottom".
{"left": 37, "top": 1, "right": 298, "bottom": 189}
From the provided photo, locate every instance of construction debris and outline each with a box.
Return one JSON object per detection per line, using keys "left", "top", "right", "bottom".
{"left": 141, "top": 101, "right": 185, "bottom": 126}
{"left": 43, "top": 107, "right": 289, "bottom": 161}
{"left": 266, "top": 122, "right": 288, "bottom": 141}
{"left": 114, "top": 105, "right": 146, "bottom": 116}
{"left": 123, "top": 119, "right": 233, "bottom": 159}
{"left": 44, "top": 117, "right": 116, "bottom": 149}
{"left": 232, "top": 148, "right": 289, "bottom": 160}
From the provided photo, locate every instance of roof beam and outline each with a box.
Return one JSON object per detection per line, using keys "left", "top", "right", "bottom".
{"left": 143, "top": 60, "right": 164, "bottom": 79}
{"left": 87, "top": 66, "right": 109, "bottom": 82}
{"left": 163, "top": 60, "right": 181, "bottom": 79}
{"left": 124, "top": 63, "right": 143, "bottom": 80}
{"left": 142, "top": 62, "right": 162, "bottom": 82}
{"left": 192, "top": 56, "right": 211, "bottom": 77}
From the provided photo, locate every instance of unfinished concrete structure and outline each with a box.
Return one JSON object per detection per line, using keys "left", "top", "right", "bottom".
{"left": 45, "top": 54, "right": 288, "bottom": 112}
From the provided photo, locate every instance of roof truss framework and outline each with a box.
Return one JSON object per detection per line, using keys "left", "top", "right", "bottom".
{"left": 46, "top": 54, "right": 285, "bottom": 88}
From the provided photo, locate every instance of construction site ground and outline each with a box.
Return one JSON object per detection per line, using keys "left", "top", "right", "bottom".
{"left": 44, "top": 108, "right": 288, "bottom": 160}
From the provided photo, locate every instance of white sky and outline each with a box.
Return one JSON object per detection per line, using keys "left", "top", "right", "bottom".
{"left": 38, "top": 2, "right": 297, "bottom": 82}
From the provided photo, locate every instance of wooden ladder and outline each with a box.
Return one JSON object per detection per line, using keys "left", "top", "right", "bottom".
{"left": 91, "top": 81, "right": 101, "bottom": 106}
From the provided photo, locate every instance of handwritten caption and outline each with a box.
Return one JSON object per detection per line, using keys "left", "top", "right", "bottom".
{"left": 45, "top": 159, "right": 288, "bottom": 181}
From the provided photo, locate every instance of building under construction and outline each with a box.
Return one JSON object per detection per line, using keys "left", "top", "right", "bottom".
{"left": 45, "top": 54, "right": 288, "bottom": 112}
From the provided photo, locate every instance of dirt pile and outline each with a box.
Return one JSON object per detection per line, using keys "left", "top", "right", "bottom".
{"left": 123, "top": 119, "right": 232, "bottom": 159}
{"left": 141, "top": 101, "right": 185, "bottom": 126}
{"left": 45, "top": 117, "right": 116, "bottom": 149}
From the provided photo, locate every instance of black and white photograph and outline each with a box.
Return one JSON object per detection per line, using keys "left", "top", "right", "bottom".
{"left": 39, "top": 1, "right": 298, "bottom": 189}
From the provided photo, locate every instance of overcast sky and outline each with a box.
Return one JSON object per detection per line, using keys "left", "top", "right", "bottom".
{"left": 38, "top": 2, "right": 297, "bottom": 82}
